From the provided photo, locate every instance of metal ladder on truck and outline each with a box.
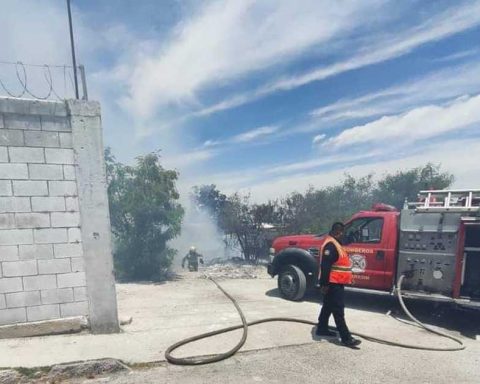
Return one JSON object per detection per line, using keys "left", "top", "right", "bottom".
{"left": 407, "top": 189, "right": 480, "bottom": 212}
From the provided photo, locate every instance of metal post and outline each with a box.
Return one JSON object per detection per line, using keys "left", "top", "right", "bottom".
{"left": 67, "top": 0, "right": 79, "bottom": 99}
{"left": 79, "top": 65, "right": 88, "bottom": 100}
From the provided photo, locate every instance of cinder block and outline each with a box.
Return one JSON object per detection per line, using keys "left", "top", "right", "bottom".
{"left": 41, "top": 116, "right": 70, "bottom": 132}
{"left": 63, "top": 165, "right": 76, "bottom": 180}
{"left": 51, "top": 212, "right": 80, "bottom": 227}
{"left": 6, "top": 291, "right": 41, "bottom": 308}
{"left": 27, "top": 304, "right": 60, "bottom": 322}
{"left": 24, "top": 130, "right": 59, "bottom": 147}
{"left": 59, "top": 132, "right": 73, "bottom": 148}
{"left": 0, "top": 307, "right": 26, "bottom": 325}
{"left": 0, "top": 163, "right": 28, "bottom": 179}
{"left": 48, "top": 181, "right": 77, "bottom": 197}
{"left": 67, "top": 100, "right": 101, "bottom": 117}
{"left": 15, "top": 213, "right": 50, "bottom": 229}
{"left": 2, "top": 260, "right": 37, "bottom": 277}
{"left": 0, "top": 180, "right": 12, "bottom": 196}
{"left": 0, "top": 214, "right": 15, "bottom": 229}
{"left": 0, "top": 294, "right": 5, "bottom": 309}
{"left": 31, "top": 196, "right": 65, "bottom": 212}
{"left": 67, "top": 228, "right": 82, "bottom": 243}
{"left": 73, "top": 287, "right": 87, "bottom": 302}
{"left": 0, "top": 129, "right": 24, "bottom": 146}
{"left": 34, "top": 228, "right": 67, "bottom": 244}
{"left": 60, "top": 301, "right": 88, "bottom": 317}
{"left": 45, "top": 148, "right": 74, "bottom": 165}
{"left": 38, "top": 259, "right": 71, "bottom": 274}
{"left": 65, "top": 197, "right": 79, "bottom": 212}
{"left": 0, "top": 197, "right": 31, "bottom": 213}
{"left": 0, "top": 229, "right": 33, "bottom": 245}
{"left": 71, "top": 257, "right": 84, "bottom": 272}
{"left": 23, "top": 274, "right": 56, "bottom": 291}
{"left": 0, "top": 147, "right": 8, "bottom": 163}
{"left": 41, "top": 288, "right": 74, "bottom": 304}
{"left": 3, "top": 114, "right": 41, "bottom": 130}
{"left": 19, "top": 244, "right": 53, "bottom": 260}
{"left": 8, "top": 147, "right": 45, "bottom": 163}
{"left": 28, "top": 164, "right": 63, "bottom": 180}
{"left": 57, "top": 272, "right": 86, "bottom": 288}
{"left": 0, "top": 277, "right": 23, "bottom": 293}
{"left": 0, "top": 98, "right": 67, "bottom": 116}
{"left": 54, "top": 243, "right": 82, "bottom": 258}
{"left": 0, "top": 246, "right": 19, "bottom": 261}
{"left": 13, "top": 180, "right": 48, "bottom": 196}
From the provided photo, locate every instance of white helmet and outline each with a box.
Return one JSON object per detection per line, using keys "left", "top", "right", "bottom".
{"left": 190, "top": 246, "right": 196, "bottom": 252}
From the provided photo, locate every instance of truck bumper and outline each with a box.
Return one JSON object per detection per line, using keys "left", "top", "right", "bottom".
{"left": 267, "top": 263, "right": 275, "bottom": 277}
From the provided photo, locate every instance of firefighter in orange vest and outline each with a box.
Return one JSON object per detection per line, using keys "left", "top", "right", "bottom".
{"left": 316, "top": 222, "right": 361, "bottom": 348}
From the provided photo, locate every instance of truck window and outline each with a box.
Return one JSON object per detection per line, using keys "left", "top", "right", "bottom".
{"left": 344, "top": 217, "right": 384, "bottom": 244}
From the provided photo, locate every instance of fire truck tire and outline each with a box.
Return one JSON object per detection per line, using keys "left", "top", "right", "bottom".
{"left": 278, "top": 264, "right": 306, "bottom": 301}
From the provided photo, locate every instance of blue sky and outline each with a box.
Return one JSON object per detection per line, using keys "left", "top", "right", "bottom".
{"left": 1, "top": 0, "right": 480, "bottom": 201}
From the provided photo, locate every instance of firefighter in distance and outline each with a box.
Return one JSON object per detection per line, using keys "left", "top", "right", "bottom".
{"left": 182, "top": 246, "right": 204, "bottom": 272}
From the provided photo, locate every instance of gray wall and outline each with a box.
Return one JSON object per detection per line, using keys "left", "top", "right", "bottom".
{"left": 0, "top": 97, "right": 119, "bottom": 333}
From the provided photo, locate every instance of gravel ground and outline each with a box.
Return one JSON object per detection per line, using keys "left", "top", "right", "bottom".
{"left": 200, "top": 263, "right": 269, "bottom": 279}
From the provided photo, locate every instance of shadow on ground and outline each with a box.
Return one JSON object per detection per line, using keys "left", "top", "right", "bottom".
{"left": 266, "top": 287, "right": 480, "bottom": 339}
{"left": 116, "top": 272, "right": 184, "bottom": 286}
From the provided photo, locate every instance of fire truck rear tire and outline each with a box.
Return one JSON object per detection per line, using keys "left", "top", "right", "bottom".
{"left": 278, "top": 264, "right": 306, "bottom": 301}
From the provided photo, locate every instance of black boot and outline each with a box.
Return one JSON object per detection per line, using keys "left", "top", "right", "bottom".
{"left": 341, "top": 337, "right": 361, "bottom": 348}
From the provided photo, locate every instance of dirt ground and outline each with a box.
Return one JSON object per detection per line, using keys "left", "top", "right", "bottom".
{"left": 2, "top": 265, "right": 480, "bottom": 383}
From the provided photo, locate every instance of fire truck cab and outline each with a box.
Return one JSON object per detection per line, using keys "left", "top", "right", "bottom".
{"left": 267, "top": 189, "right": 480, "bottom": 308}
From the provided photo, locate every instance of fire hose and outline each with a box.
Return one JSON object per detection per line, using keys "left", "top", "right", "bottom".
{"left": 165, "top": 275, "right": 465, "bottom": 365}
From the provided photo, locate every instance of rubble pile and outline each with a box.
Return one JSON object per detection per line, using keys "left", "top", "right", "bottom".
{"left": 200, "top": 261, "right": 268, "bottom": 279}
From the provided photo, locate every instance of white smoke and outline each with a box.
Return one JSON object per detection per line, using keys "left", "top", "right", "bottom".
{"left": 170, "top": 197, "right": 231, "bottom": 270}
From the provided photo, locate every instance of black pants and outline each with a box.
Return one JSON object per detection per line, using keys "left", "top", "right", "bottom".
{"left": 318, "top": 284, "right": 352, "bottom": 342}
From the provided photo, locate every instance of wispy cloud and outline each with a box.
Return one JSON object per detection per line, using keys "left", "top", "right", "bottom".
{"left": 432, "top": 48, "right": 480, "bottom": 63}
{"left": 162, "top": 149, "right": 216, "bottom": 171}
{"left": 312, "top": 134, "right": 326, "bottom": 144}
{"left": 232, "top": 125, "right": 279, "bottom": 143}
{"left": 310, "top": 61, "right": 480, "bottom": 124}
{"left": 324, "top": 94, "right": 480, "bottom": 148}
{"left": 203, "top": 125, "right": 279, "bottom": 148}
{"left": 196, "top": 1, "right": 480, "bottom": 117}
{"left": 123, "top": 0, "right": 382, "bottom": 118}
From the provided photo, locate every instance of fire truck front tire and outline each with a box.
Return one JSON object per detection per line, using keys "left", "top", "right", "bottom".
{"left": 278, "top": 265, "right": 306, "bottom": 301}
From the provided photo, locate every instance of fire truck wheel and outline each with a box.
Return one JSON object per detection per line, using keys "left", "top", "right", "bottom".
{"left": 278, "top": 264, "right": 306, "bottom": 301}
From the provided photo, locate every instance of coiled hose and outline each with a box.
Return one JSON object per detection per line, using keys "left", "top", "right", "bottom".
{"left": 165, "top": 275, "right": 465, "bottom": 365}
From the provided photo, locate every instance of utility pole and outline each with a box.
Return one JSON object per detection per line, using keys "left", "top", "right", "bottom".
{"left": 67, "top": 0, "right": 79, "bottom": 99}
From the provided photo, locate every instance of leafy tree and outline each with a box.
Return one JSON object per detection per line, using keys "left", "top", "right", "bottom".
{"left": 191, "top": 184, "right": 227, "bottom": 219}
{"left": 372, "top": 163, "right": 454, "bottom": 209}
{"left": 105, "top": 149, "right": 184, "bottom": 281}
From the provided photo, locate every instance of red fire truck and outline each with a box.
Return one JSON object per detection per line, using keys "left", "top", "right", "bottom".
{"left": 267, "top": 189, "right": 480, "bottom": 308}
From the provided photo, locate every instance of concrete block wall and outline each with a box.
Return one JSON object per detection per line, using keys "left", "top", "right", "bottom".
{"left": 0, "top": 97, "right": 119, "bottom": 334}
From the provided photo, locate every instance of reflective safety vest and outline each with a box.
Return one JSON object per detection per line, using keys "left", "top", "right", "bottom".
{"left": 320, "top": 235, "right": 353, "bottom": 285}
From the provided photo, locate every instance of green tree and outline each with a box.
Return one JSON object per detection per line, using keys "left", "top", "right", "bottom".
{"left": 191, "top": 184, "right": 227, "bottom": 219}
{"left": 105, "top": 149, "right": 184, "bottom": 281}
{"left": 372, "top": 163, "right": 454, "bottom": 209}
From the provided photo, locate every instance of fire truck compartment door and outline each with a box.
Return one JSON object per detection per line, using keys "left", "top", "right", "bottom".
{"left": 397, "top": 210, "right": 462, "bottom": 295}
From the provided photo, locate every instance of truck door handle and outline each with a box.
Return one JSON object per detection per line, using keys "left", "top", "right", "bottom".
{"left": 376, "top": 251, "right": 385, "bottom": 260}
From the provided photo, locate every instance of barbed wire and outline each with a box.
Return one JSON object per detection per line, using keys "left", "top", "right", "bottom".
{"left": 0, "top": 61, "right": 84, "bottom": 101}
